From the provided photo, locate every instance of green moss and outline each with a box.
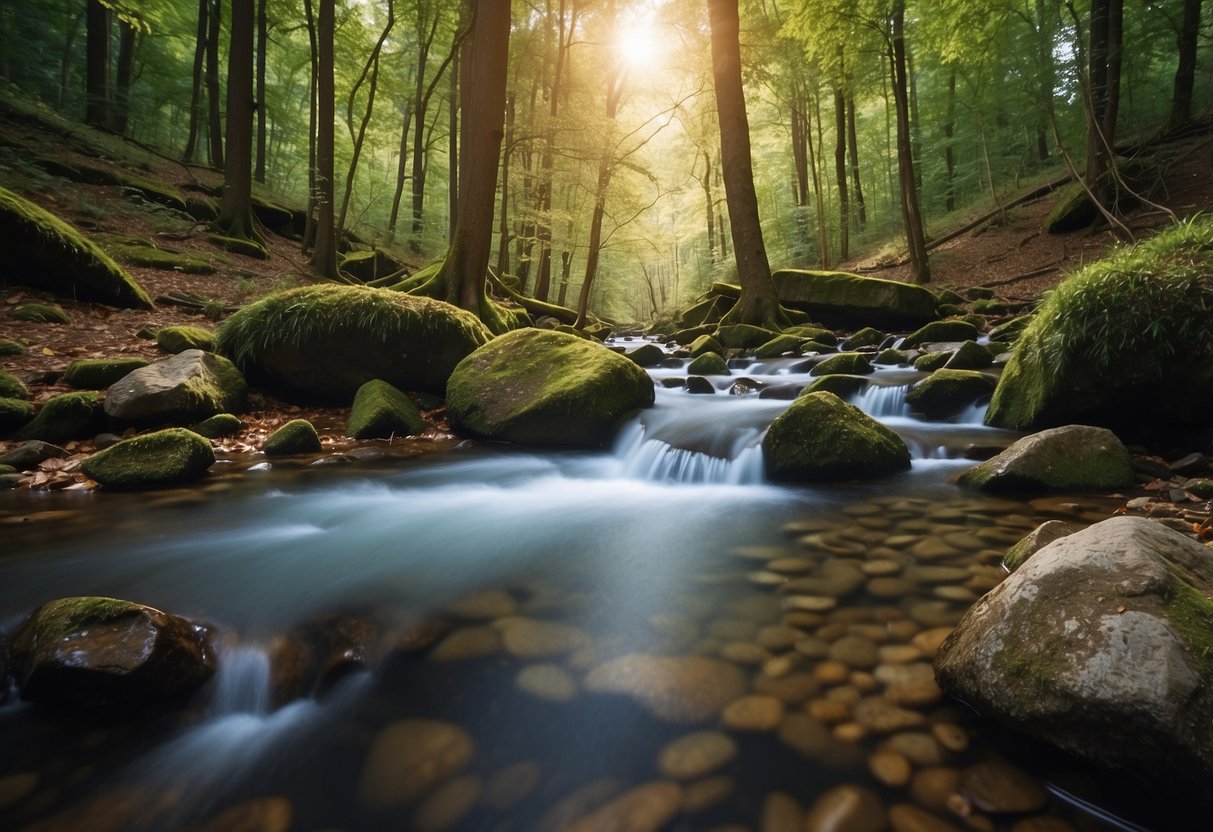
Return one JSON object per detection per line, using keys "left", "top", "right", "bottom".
{"left": 0, "top": 339, "right": 25, "bottom": 356}
{"left": 13, "top": 303, "right": 68, "bottom": 324}
{"left": 207, "top": 233, "right": 268, "bottom": 260}
{"left": 810, "top": 352, "right": 873, "bottom": 377}
{"left": 681, "top": 296, "right": 728, "bottom": 327}
{"left": 943, "top": 340, "right": 994, "bottom": 370}
{"left": 1044, "top": 181, "right": 1099, "bottom": 234}
{"left": 37, "top": 156, "right": 187, "bottom": 211}
{"left": 989, "top": 315, "right": 1032, "bottom": 342}
{"left": 14, "top": 597, "right": 143, "bottom": 657}
{"left": 191, "top": 412, "right": 242, "bottom": 439}
{"left": 100, "top": 237, "right": 216, "bottom": 275}
{"left": 554, "top": 323, "right": 593, "bottom": 340}
{"left": 841, "top": 327, "right": 885, "bottom": 350}
{"left": 1163, "top": 580, "right": 1213, "bottom": 661}
{"left": 346, "top": 380, "right": 426, "bottom": 440}
{"left": 1189, "top": 480, "right": 1213, "bottom": 499}
{"left": 958, "top": 425, "right": 1134, "bottom": 492}
{"left": 874, "top": 348, "right": 908, "bottom": 365}
{"left": 936, "top": 288, "right": 966, "bottom": 305}
{"left": 802, "top": 374, "right": 868, "bottom": 399}
{"left": 81, "top": 428, "right": 214, "bottom": 488}
{"left": 689, "top": 334, "right": 723, "bottom": 357}
{"left": 754, "top": 334, "right": 802, "bottom": 358}
{"left": 937, "top": 303, "right": 966, "bottom": 317}
{"left": 263, "top": 419, "right": 321, "bottom": 456}
{"left": 913, "top": 350, "right": 953, "bottom": 372}
{"left": 771, "top": 269, "right": 940, "bottom": 328}
{"left": 64, "top": 357, "right": 149, "bottom": 389}
{"left": 783, "top": 326, "right": 837, "bottom": 346}
{"left": 762, "top": 391, "right": 911, "bottom": 482}
{"left": 972, "top": 298, "right": 1009, "bottom": 314}
{"left": 903, "top": 319, "right": 981, "bottom": 347}
{"left": 627, "top": 344, "right": 665, "bottom": 368}
{"left": 670, "top": 326, "right": 715, "bottom": 346}
{"left": 715, "top": 324, "right": 778, "bottom": 349}
{"left": 157, "top": 326, "right": 216, "bottom": 354}
{"left": 340, "top": 249, "right": 403, "bottom": 282}
{"left": 0, "top": 369, "right": 29, "bottom": 399}
{"left": 14, "top": 392, "right": 104, "bottom": 442}
{"left": 802, "top": 340, "right": 837, "bottom": 354}
{"left": 0, "top": 186, "right": 152, "bottom": 308}
{"left": 687, "top": 352, "right": 730, "bottom": 376}
{"left": 906, "top": 369, "right": 996, "bottom": 419}
{"left": 0, "top": 397, "right": 35, "bottom": 432}
{"left": 0, "top": 464, "right": 16, "bottom": 475}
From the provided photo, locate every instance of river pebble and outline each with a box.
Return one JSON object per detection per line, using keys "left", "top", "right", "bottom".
{"left": 854, "top": 698, "right": 927, "bottom": 733}
{"left": 658, "top": 731, "right": 737, "bottom": 780}
{"left": 808, "top": 698, "right": 851, "bottom": 723}
{"left": 565, "top": 781, "right": 683, "bottom": 832}
{"left": 888, "top": 803, "right": 964, "bottom": 832}
{"left": 720, "top": 641, "right": 768, "bottom": 664}
{"left": 882, "top": 732, "right": 945, "bottom": 766}
{"left": 430, "top": 626, "right": 502, "bottom": 662}
{"left": 777, "top": 713, "right": 831, "bottom": 757}
{"left": 761, "top": 791, "right": 803, "bottom": 832}
{"left": 756, "top": 625, "right": 803, "bottom": 650}
{"left": 753, "top": 671, "right": 820, "bottom": 704}
{"left": 414, "top": 775, "right": 482, "bottom": 832}
{"left": 0, "top": 772, "right": 38, "bottom": 809}
{"left": 875, "top": 662, "right": 943, "bottom": 707}
{"left": 682, "top": 775, "right": 734, "bottom": 813}
{"left": 868, "top": 749, "right": 913, "bottom": 787}
{"left": 910, "top": 767, "right": 961, "bottom": 813}
{"left": 769, "top": 557, "right": 814, "bottom": 573}
{"left": 359, "top": 719, "right": 475, "bottom": 808}
{"left": 784, "top": 595, "right": 838, "bottom": 613}
{"left": 803, "top": 784, "right": 886, "bottom": 832}
{"left": 862, "top": 560, "right": 903, "bottom": 577}
{"left": 721, "top": 694, "right": 785, "bottom": 731}
{"left": 878, "top": 645, "right": 923, "bottom": 664}
{"left": 497, "top": 617, "right": 589, "bottom": 658}
{"left": 195, "top": 796, "right": 292, "bottom": 832}
{"left": 829, "top": 636, "right": 880, "bottom": 669}
{"left": 481, "top": 761, "right": 541, "bottom": 810}
{"left": 931, "top": 723, "right": 969, "bottom": 753}
{"left": 516, "top": 664, "right": 577, "bottom": 702}
{"left": 910, "top": 628, "right": 953, "bottom": 657}
{"left": 584, "top": 655, "right": 747, "bottom": 722}
{"left": 959, "top": 759, "right": 1047, "bottom": 814}
{"left": 450, "top": 590, "right": 516, "bottom": 619}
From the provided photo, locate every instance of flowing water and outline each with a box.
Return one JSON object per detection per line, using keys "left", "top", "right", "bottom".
{"left": 0, "top": 342, "right": 1160, "bottom": 831}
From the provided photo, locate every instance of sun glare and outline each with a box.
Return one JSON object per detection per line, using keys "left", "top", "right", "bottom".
{"left": 618, "top": 23, "right": 660, "bottom": 71}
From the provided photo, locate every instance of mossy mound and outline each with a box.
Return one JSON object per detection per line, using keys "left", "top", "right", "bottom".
{"left": 191, "top": 413, "right": 242, "bottom": 439}
{"left": 715, "top": 324, "right": 778, "bottom": 349}
{"left": 34, "top": 157, "right": 187, "bottom": 211}
{"left": 346, "top": 380, "right": 426, "bottom": 440}
{"left": 1044, "top": 181, "right": 1099, "bottom": 234}
{"left": 943, "top": 340, "right": 994, "bottom": 370}
{"left": 874, "top": 348, "right": 908, "bottom": 366}
{"left": 100, "top": 236, "right": 215, "bottom": 275}
{"left": 13, "top": 303, "right": 69, "bottom": 324}
{"left": 157, "top": 325, "right": 216, "bottom": 354}
{"left": 626, "top": 344, "right": 665, "bottom": 368}
{"left": 446, "top": 328, "right": 654, "bottom": 447}
{"left": 783, "top": 326, "right": 837, "bottom": 346}
{"left": 988, "top": 219, "right": 1213, "bottom": 431}
{"left": 680, "top": 296, "right": 730, "bottom": 327}
{"left": 217, "top": 285, "right": 491, "bottom": 401}
{"left": 958, "top": 425, "right": 1134, "bottom": 492}
{"left": 771, "top": 270, "right": 939, "bottom": 328}
{"left": 810, "top": 352, "right": 873, "bottom": 377}
{"left": 905, "top": 369, "right": 996, "bottom": 419}
{"left": 0, "top": 187, "right": 152, "bottom": 308}
{"left": 207, "top": 234, "right": 268, "bottom": 260}
{"left": 670, "top": 325, "right": 715, "bottom": 345}
{"left": 13, "top": 392, "right": 104, "bottom": 442}
{"left": 82, "top": 428, "right": 215, "bottom": 488}
{"left": 762, "top": 391, "right": 911, "bottom": 482}
{"left": 971, "top": 298, "right": 1009, "bottom": 314}
{"left": 0, "top": 397, "right": 35, "bottom": 433}
{"left": 989, "top": 315, "right": 1031, "bottom": 342}
{"left": 912, "top": 350, "right": 953, "bottom": 372}
{"left": 1002, "top": 520, "right": 1079, "bottom": 572}
{"left": 802, "top": 374, "right": 868, "bottom": 399}
{"left": 689, "top": 335, "right": 723, "bottom": 357}
{"left": 687, "top": 352, "right": 730, "bottom": 376}
{"left": 0, "top": 339, "right": 25, "bottom": 356}
{"left": 841, "top": 327, "right": 886, "bottom": 350}
{"left": 753, "top": 334, "right": 802, "bottom": 358}
{"left": 340, "top": 249, "right": 404, "bottom": 282}
{"left": 903, "top": 319, "right": 980, "bottom": 347}
{"left": 64, "top": 357, "right": 150, "bottom": 389}
{"left": 263, "top": 419, "right": 322, "bottom": 455}
{"left": 0, "top": 369, "right": 29, "bottom": 399}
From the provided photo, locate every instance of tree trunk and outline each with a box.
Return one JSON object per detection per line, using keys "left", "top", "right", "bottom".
{"left": 302, "top": 0, "right": 318, "bottom": 252}
{"left": 438, "top": 0, "right": 510, "bottom": 323}
{"left": 700, "top": 149, "right": 716, "bottom": 260}
{"left": 255, "top": 0, "right": 267, "bottom": 182}
{"left": 944, "top": 66, "right": 956, "bottom": 212}
{"left": 408, "top": 7, "right": 459, "bottom": 242}
{"left": 834, "top": 81, "right": 849, "bottom": 261}
{"left": 113, "top": 21, "right": 137, "bottom": 135}
{"left": 558, "top": 249, "right": 572, "bottom": 306}
{"left": 206, "top": 0, "right": 224, "bottom": 168}
{"left": 217, "top": 0, "right": 260, "bottom": 244}
{"left": 907, "top": 41, "right": 922, "bottom": 192}
{"left": 388, "top": 100, "right": 414, "bottom": 236}
{"left": 84, "top": 0, "right": 109, "bottom": 128}
{"left": 708, "top": 0, "right": 783, "bottom": 329}
{"left": 183, "top": 0, "right": 208, "bottom": 162}
{"left": 1035, "top": 0, "right": 1055, "bottom": 160}
{"left": 496, "top": 90, "right": 515, "bottom": 278}
{"left": 1165, "top": 0, "right": 1202, "bottom": 133}
{"left": 59, "top": 10, "right": 84, "bottom": 110}
{"left": 806, "top": 87, "right": 829, "bottom": 268}
{"left": 891, "top": 0, "right": 930, "bottom": 283}
{"left": 846, "top": 93, "right": 866, "bottom": 228}
{"left": 448, "top": 42, "right": 459, "bottom": 243}
{"left": 311, "top": 0, "right": 338, "bottom": 278}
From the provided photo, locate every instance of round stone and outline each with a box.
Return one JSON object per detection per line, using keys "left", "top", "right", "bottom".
{"left": 854, "top": 698, "right": 927, "bottom": 734}
{"left": 682, "top": 775, "right": 734, "bottom": 813}
{"left": 882, "top": 733, "right": 944, "bottom": 766}
{"left": 878, "top": 645, "right": 923, "bottom": 664}
{"left": 868, "top": 750, "right": 913, "bottom": 787}
{"left": 497, "top": 617, "right": 589, "bottom": 658}
{"left": 931, "top": 723, "right": 969, "bottom": 753}
{"left": 431, "top": 626, "right": 502, "bottom": 662}
{"left": 910, "top": 767, "right": 961, "bottom": 813}
{"left": 359, "top": 719, "right": 475, "bottom": 808}
{"left": 565, "top": 781, "right": 683, "bottom": 832}
{"left": 754, "top": 671, "right": 821, "bottom": 704}
{"left": 761, "top": 791, "right": 804, "bottom": 832}
{"left": 719, "top": 641, "right": 768, "bottom": 665}
{"left": 414, "top": 775, "right": 482, "bottom": 832}
{"left": 516, "top": 664, "right": 577, "bottom": 703}
{"left": 777, "top": 713, "right": 831, "bottom": 758}
{"left": 910, "top": 628, "right": 953, "bottom": 657}
{"left": 450, "top": 590, "right": 516, "bottom": 619}
{"left": 785, "top": 595, "right": 838, "bottom": 613}
{"left": 862, "top": 560, "right": 903, "bottom": 577}
{"left": 481, "top": 761, "right": 541, "bottom": 810}
{"left": 657, "top": 731, "right": 738, "bottom": 780}
{"left": 830, "top": 636, "right": 880, "bottom": 669}
{"left": 722, "top": 695, "right": 785, "bottom": 731}
{"left": 875, "top": 662, "right": 943, "bottom": 707}
{"left": 814, "top": 661, "right": 852, "bottom": 685}
{"left": 888, "top": 803, "right": 965, "bottom": 832}
{"left": 584, "top": 655, "right": 747, "bottom": 723}
{"left": 770, "top": 557, "right": 815, "bottom": 573}
{"left": 809, "top": 698, "right": 851, "bottom": 724}
{"left": 757, "top": 625, "right": 804, "bottom": 650}
{"left": 803, "top": 784, "right": 886, "bottom": 832}
{"left": 960, "top": 760, "right": 1047, "bottom": 814}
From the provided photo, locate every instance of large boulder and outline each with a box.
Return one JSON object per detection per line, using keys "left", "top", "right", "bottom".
{"left": 957, "top": 424, "right": 1133, "bottom": 492}
{"left": 82, "top": 428, "right": 215, "bottom": 488}
{"left": 9, "top": 596, "right": 215, "bottom": 706}
{"left": 986, "top": 219, "right": 1213, "bottom": 432}
{"left": 935, "top": 517, "right": 1213, "bottom": 795}
{"left": 0, "top": 186, "right": 152, "bottom": 309}
{"left": 217, "top": 285, "right": 491, "bottom": 401}
{"left": 446, "top": 328, "right": 654, "bottom": 447}
{"left": 13, "top": 392, "right": 105, "bottom": 442}
{"left": 905, "top": 369, "right": 996, "bottom": 419}
{"left": 104, "top": 350, "right": 247, "bottom": 425}
{"left": 762, "top": 391, "right": 911, "bottom": 482}
{"left": 346, "top": 379, "right": 426, "bottom": 440}
{"left": 770, "top": 270, "right": 939, "bottom": 328}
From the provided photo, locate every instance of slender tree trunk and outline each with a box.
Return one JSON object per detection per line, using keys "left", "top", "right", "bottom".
{"left": 891, "top": 0, "right": 930, "bottom": 283}
{"left": 944, "top": 66, "right": 956, "bottom": 212}
{"left": 302, "top": 0, "right": 318, "bottom": 252}
{"left": 790, "top": 85, "right": 812, "bottom": 256}
{"left": 846, "top": 93, "right": 866, "bottom": 228}
{"left": 183, "top": 0, "right": 208, "bottom": 162}
{"left": 708, "top": 0, "right": 783, "bottom": 328}
{"left": 496, "top": 90, "right": 515, "bottom": 278}
{"left": 834, "top": 80, "right": 849, "bottom": 261}
{"left": 448, "top": 43, "right": 459, "bottom": 243}
{"left": 59, "top": 10, "right": 84, "bottom": 110}
{"left": 84, "top": 0, "right": 109, "bottom": 128}
{"left": 217, "top": 0, "right": 260, "bottom": 244}
{"left": 311, "top": 0, "right": 338, "bottom": 278}
{"left": 206, "top": 0, "right": 224, "bottom": 167}
{"left": 558, "top": 248, "right": 572, "bottom": 306}
{"left": 906, "top": 42, "right": 922, "bottom": 192}
{"left": 806, "top": 87, "right": 829, "bottom": 268}
{"left": 255, "top": 0, "right": 267, "bottom": 182}
{"left": 1165, "top": 0, "right": 1202, "bottom": 132}
{"left": 700, "top": 149, "right": 716, "bottom": 260}
{"left": 1035, "top": 0, "right": 1055, "bottom": 160}
{"left": 717, "top": 205, "right": 729, "bottom": 260}
{"left": 113, "top": 21, "right": 137, "bottom": 135}
{"left": 388, "top": 100, "right": 414, "bottom": 236}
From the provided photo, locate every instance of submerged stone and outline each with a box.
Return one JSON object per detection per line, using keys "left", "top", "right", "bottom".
{"left": 358, "top": 719, "right": 475, "bottom": 808}
{"left": 905, "top": 369, "right": 996, "bottom": 419}
{"left": 763, "top": 392, "right": 911, "bottom": 482}
{"left": 584, "top": 654, "right": 747, "bottom": 722}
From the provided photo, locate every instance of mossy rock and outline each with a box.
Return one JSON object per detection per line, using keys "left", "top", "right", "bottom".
{"left": 971, "top": 298, "right": 1009, "bottom": 314}
{"left": 783, "top": 326, "right": 837, "bottom": 346}
{"left": 1044, "top": 181, "right": 1099, "bottom": 234}
{"left": 82, "top": 428, "right": 215, "bottom": 488}
{"left": 988, "top": 315, "right": 1031, "bottom": 342}
{"left": 627, "top": 344, "right": 665, "bottom": 368}
{"left": 686, "top": 376, "right": 715, "bottom": 394}
{"left": 905, "top": 369, "right": 996, "bottom": 419}
{"left": 802, "top": 374, "right": 868, "bottom": 399}
{"left": 191, "top": 413, "right": 242, "bottom": 439}
{"left": 912, "top": 350, "right": 954, "bottom": 372}
{"left": 771, "top": 270, "right": 939, "bottom": 328}
{"left": 13, "top": 392, "right": 104, "bottom": 442}
{"left": 217, "top": 285, "right": 491, "bottom": 401}
{"left": 1188, "top": 479, "right": 1213, "bottom": 499}
{"left": 669, "top": 325, "right": 715, "bottom": 345}
{"left": 251, "top": 192, "right": 304, "bottom": 237}
{"left": 207, "top": 233, "right": 268, "bottom": 260}
{"left": 810, "top": 352, "right": 873, "bottom": 377}
{"left": 936, "top": 288, "right": 966, "bottom": 305}
{"left": 104, "top": 350, "right": 247, "bottom": 425}
{"left": 680, "top": 296, "right": 730, "bottom": 327}
{"left": 346, "top": 380, "right": 426, "bottom": 440}
{"left": 0, "top": 339, "right": 25, "bottom": 356}
{"left": 64, "top": 357, "right": 150, "bottom": 389}
{"left": 185, "top": 195, "right": 219, "bottom": 222}
{"left": 101, "top": 237, "right": 215, "bottom": 275}
{"left": 339, "top": 249, "right": 403, "bottom": 282}
{"left": 157, "top": 325, "right": 216, "bottom": 354}
{"left": 0, "top": 397, "right": 35, "bottom": 433}
{"left": 958, "top": 425, "right": 1134, "bottom": 492}
{"left": 0, "top": 369, "right": 29, "bottom": 399}
{"left": 0, "top": 187, "right": 152, "bottom": 308}
{"left": 801, "top": 340, "right": 837, "bottom": 354}
{"left": 1002, "top": 520, "right": 1080, "bottom": 572}
{"left": 762, "top": 391, "right": 911, "bottom": 482}
{"left": 937, "top": 303, "right": 966, "bottom": 317}
{"left": 34, "top": 157, "right": 187, "bottom": 212}
{"left": 263, "top": 419, "right": 322, "bottom": 456}
{"left": 753, "top": 334, "right": 802, "bottom": 359}
{"left": 943, "top": 340, "right": 994, "bottom": 371}
{"left": 687, "top": 352, "right": 730, "bottom": 376}
{"left": 689, "top": 334, "right": 723, "bottom": 357}
{"left": 715, "top": 324, "right": 779, "bottom": 350}
{"left": 874, "top": 348, "right": 909, "bottom": 366}
{"left": 841, "top": 327, "right": 886, "bottom": 350}
{"left": 446, "top": 328, "right": 655, "bottom": 447}
{"left": 903, "top": 319, "right": 980, "bottom": 347}
{"left": 13, "top": 303, "right": 69, "bottom": 324}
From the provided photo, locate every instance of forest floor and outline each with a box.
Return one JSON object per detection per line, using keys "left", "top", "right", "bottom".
{"left": 3, "top": 92, "right": 1213, "bottom": 487}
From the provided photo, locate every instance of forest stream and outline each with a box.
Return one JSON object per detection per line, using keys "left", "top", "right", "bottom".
{"left": 0, "top": 339, "right": 1160, "bottom": 832}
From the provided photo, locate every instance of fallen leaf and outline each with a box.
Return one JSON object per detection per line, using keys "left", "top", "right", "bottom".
{"left": 41, "top": 347, "right": 55, "bottom": 356}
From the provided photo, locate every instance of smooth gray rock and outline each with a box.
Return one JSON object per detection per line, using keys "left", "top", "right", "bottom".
{"left": 104, "top": 349, "right": 247, "bottom": 425}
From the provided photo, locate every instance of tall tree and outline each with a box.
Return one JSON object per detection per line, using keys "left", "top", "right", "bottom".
{"left": 833, "top": 54, "right": 849, "bottom": 261}
{"left": 113, "top": 19, "right": 137, "bottom": 135}
{"left": 708, "top": 0, "right": 785, "bottom": 328}
{"left": 216, "top": 0, "right": 261, "bottom": 245}
{"left": 84, "top": 0, "right": 109, "bottom": 128}
{"left": 1164, "top": 0, "right": 1202, "bottom": 133}
{"left": 311, "top": 0, "right": 338, "bottom": 278}
{"left": 890, "top": 0, "right": 930, "bottom": 283}
{"left": 205, "top": 0, "right": 224, "bottom": 167}
{"left": 182, "top": 0, "right": 208, "bottom": 162}
{"left": 255, "top": 0, "right": 267, "bottom": 182}
{"left": 408, "top": 2, "right": 460, "bottom": 242}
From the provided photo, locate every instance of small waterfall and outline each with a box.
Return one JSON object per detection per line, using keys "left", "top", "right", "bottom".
{"left": 210, "top": 646, "right": 272, "bottom": 716}
{"left": 614, "top": 420, "right": 766, "bottom": 485}
{"left": 853, "top": 383, "right": 911, "bottom": 418}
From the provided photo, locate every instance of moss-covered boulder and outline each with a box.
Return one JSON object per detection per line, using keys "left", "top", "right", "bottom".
{"left": 715, "top": 324, "right": 778, "bottom": 349}
{"left": 841, "top": 327, "right": 886, "bottom": 350}
{"left": 670, "top": 326, "right": 715, "bottom": 346}
{"left": 217, "top": 285, "right": 491, "bottom": 401}
{"left": 1044, "top": 181, "right": 1099, "bottom": 233}
{"left": 157, "top": 325, "right": 216, "bottom": 354}
{"left": 958, "top": 424, "right": 1133, "bottom": 492}
{"left": 912, "top": 350, "right": 954, "bottom": 372}
{"left": 783, "top": 325, "right": 837, "bottom": 346}
{"left": 753, "top": 334, "right": 802, "bottom": 358}
{"left": 263, "top": 419, "right": 322, "bottom": 456}
{"left": 986, "top": 219, "right": 1213, "bottom": 431}
{"left": 762, "top": 391, "right": 911, "bottom": 482}
{"left": 340, "top": 249, "right": 403, "bottom": 281}
{"left": 810, "top": 352, "right": 873, "bottom": 377}
{"left": 874, "top": 348, "right": 909, "bottom": 366}
{"left": 0, "top": 369, "right": 28, "bottom": 399}
{"left": 906, "top": 369, "right": 996, "bottom": 419}
{"left": 935, "top": 517, "right": 1213, "bottom": 796}
{"left": 104, "top": 349, "right": 247, "bottom": 425}
{"left": 8, "top": 596, "right": 215, "bottom": 706}
{"left": 12, "top": 302, "right": 69, "bottom": 324}
{"left": 680, "top": 296, "right": 730, "bottom": 327}
{"left": 207, "top": 233, "right": 268, "bottom": 259}
{"left": 13, "top": 392, "right": 105, "bottom": 442}
{"left": 689, "top": 334, "right": 723, "bottom": 358}
{"left": 0, "top": 397, "right": 35, "bottom": 433}
{"left": 82, "top": 428, "right": 215, "bottom": 488}
{"left": 687, "top": 352, "right": 730, "bottom": 376}
{"left": 346, "top": 380, "right": 426, "bottom": 440}
{"left": 942, "top": 340, "right": 993, "bottom": 370}
{"left": 0, "top": 187, "right": 152, "bottom": 308}
{"left": 191, "top": 413, "right": 242, "bottom": 439}
{"left": 64, "top": 357, "right": 150, "bottom": 389}
{"left": 802, "top": 374, "right": 868, "bottom": 399}
{"left": 0, "top": 339, "right": 25, "bottom": 356}
{"left": 989, "top": 315, "right": 1031, "bottom": 343}
{"left": 903, "top": 319, "right": 981, "bottom": 348}
{"left": 446, "top": 328, "right": 654, "bottom": 447}
{"left": 771, "top": 270, "right": 939, "bottom": 328}
{"left": 626, "top": 343, "right": 665, "bottom": 368}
